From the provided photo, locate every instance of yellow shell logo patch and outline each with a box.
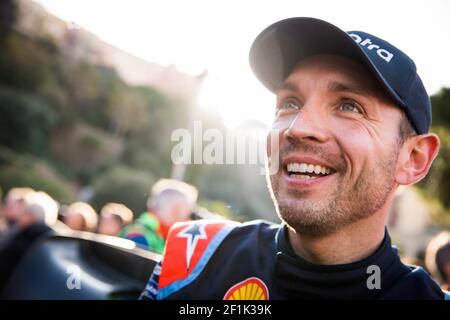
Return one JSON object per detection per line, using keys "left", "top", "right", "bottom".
{"left": 223, "top": 277, "right": 269, "bottom": 300}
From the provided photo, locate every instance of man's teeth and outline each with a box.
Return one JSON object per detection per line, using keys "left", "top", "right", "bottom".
{"left": 287, "top": 163, "right": 332, "bottom": 175}
{"left": 290, "top": 174, "right": 315, "bottom": 180}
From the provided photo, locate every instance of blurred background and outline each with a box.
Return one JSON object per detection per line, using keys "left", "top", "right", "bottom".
{"left": 0, "top": 0, "right": 449, "bottom": 264}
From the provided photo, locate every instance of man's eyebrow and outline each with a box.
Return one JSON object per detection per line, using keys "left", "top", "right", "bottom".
{"left": 327, "top": 80, "right": 368, "bottom": 95}
{"left": 277, "top": 81, "right": 298, "bottom": 93}
{"left": 277, "top": 80, "right": 372, "bottom": 96}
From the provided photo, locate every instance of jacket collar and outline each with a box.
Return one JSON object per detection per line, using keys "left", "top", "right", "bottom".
{"left": 273, "top": 225, "right": 409, "bottom": 299}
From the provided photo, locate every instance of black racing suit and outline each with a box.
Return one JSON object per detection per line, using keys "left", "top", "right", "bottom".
{"left": 141, "top": 219, "right": 448, "bottom": 300}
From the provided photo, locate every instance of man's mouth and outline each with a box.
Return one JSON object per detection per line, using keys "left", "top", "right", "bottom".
{"left": 285, "top": 162, "right": 336, "bottom": 180}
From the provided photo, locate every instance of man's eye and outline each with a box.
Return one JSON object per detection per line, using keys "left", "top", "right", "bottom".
{"left": 278, "top": 99, "right": 300, "bottom": 110}
{"left": 339, "top": 100, "right": 362, "bottom": 114}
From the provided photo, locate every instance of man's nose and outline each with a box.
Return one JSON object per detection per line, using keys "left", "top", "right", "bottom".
{"left": 283, "top": 104, "right": 330, "bottom": 143}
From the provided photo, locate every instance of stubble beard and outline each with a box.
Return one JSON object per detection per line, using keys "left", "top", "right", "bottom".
{"left": 268, "top": 144, "right": 398, "bottom": 238}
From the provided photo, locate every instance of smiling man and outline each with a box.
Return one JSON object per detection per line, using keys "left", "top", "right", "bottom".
{"left": 141, "top": 18, "right": 449, "bottom": 300}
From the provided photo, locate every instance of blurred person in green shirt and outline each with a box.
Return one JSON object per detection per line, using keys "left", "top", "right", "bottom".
{"left": 119, "top": 179, "right": 198, "bottom": 254}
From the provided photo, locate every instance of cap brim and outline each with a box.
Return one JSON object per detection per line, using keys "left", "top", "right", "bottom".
{"left": 249, "top": 17, "right": 404, "bottom": 106}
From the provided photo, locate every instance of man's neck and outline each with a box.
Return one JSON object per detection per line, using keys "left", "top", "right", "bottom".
{"left": 287, "top": 213, "right": 387, "bottom": 265}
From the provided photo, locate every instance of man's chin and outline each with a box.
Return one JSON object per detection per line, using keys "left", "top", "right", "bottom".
{"left": 276, "top": 201, "right": 337, "bottom": 237}
{"left": 280, "top": 215, "right": 341, "bottom": 238}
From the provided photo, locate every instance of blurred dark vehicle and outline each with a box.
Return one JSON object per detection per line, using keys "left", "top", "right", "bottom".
{"left": 0, "top": 225, "right": 159, "bottom": 300}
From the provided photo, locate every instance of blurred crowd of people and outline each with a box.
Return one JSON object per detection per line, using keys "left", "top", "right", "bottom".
{"left": 0, "top": 179, "right": 200, "bottom": 252}
{"left": 0, "top": 179, "right": 206, "bottom": 292}
{"left": 0, "top": 180, "right": 449, "bottom": 292}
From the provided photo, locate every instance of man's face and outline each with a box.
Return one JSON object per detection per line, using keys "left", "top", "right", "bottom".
{"left": 267, "top": 54, "right": 403, "bottom": 237}
{"left": 98, "top": 214, "right": 122, "bottom": 236}
{"left": 170, "top": 201, "right": 193, "bottom": 224}
{"left": 64, "top": 212, "right": 86, "bottom": 231}
{"left": 4, "top": 198, "right": 26, "bottom": 223}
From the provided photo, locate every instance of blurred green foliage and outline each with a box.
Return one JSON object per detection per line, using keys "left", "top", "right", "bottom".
{"left": 0, "top": 0, "right": 17, "bottom": 39}
{"left": 0, "top": 147, "right": 75, "bottom": 204}
{"left": 412, "top": 87, "right": 450, "bottom": 227}
{"left": 431, "top": 88, "right": 450, "bottom": 127}
{"left": 90, "top": 166, "right": 155, "bottom": 216}
{"left": 0, "top": 88, "right": 58, "bottom": 156}
{"left": 0, "top": 24, "right": 190, "bottom": 213}
{"left": 0, "top": 11, "right": 276, "bottom": 221}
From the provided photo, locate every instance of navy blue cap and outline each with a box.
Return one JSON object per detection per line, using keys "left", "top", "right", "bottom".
{"left": 249, "top": 17, "right": 431, "bottom": 134}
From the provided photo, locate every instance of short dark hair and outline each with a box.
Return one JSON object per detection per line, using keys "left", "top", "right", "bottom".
{"left": 398, "top": 110, "right": 417, "bottom": 144}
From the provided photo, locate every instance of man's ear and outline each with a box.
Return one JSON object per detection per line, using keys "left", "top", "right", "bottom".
{"left": 395, "top": 133, "right": 440, "bottom": 185}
